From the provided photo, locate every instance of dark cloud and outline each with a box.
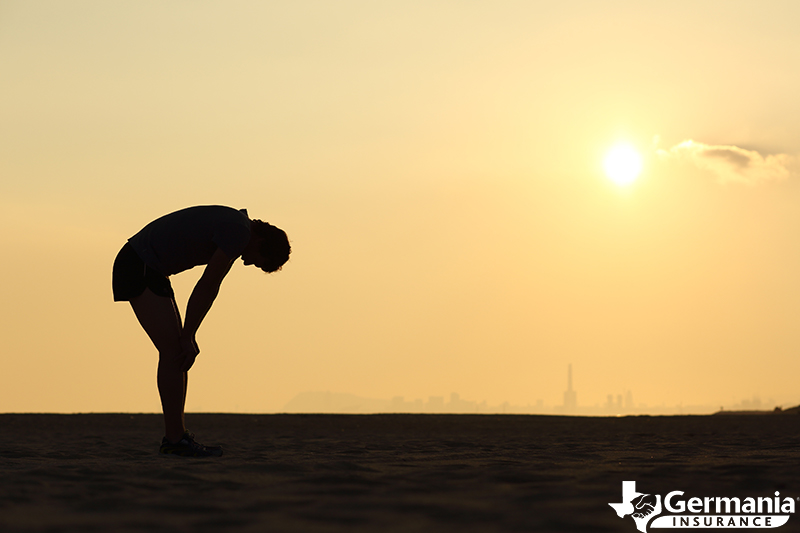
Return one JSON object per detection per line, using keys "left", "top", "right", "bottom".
{"left": 701, "top": 148, "right": 751, "bottom": 169}
{"left": 657, "top": 140, "right": 794, "bottom": 185}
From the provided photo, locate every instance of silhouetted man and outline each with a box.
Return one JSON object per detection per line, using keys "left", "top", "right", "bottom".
{"left": 112, "top": 205, "right": 290, "bottom": 456}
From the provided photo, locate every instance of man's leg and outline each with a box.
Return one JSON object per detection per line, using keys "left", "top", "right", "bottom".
{"left": 129, "top": 287, "right": 187, "bottom": 443}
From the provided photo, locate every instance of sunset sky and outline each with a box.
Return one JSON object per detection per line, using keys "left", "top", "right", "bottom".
{"left": 3, "top": 1, "right": 800, "bottom": 413}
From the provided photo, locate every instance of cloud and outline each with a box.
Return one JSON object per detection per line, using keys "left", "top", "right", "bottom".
{"left": 656, "top": 140, "right": 795, "bottom": 185}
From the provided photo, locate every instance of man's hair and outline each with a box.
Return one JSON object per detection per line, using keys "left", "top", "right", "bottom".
{"left": 252, "top": 219, "right": 291, "bottom": 273}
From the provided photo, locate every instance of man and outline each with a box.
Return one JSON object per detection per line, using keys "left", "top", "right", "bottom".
{"left": 112, "top": 205, "right": 290, "bottom": 457}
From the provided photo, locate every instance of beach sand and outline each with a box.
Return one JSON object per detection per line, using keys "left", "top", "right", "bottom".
{"left": 1, "top": 413, "right": 799, "bottom": 532}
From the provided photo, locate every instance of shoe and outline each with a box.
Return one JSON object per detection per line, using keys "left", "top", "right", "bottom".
{"left": 159, "top": 431, "right": 223, "bottom": 457}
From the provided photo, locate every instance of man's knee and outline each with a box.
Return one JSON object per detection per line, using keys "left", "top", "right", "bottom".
{"left": 157, "top": 347, "right": 183, "bottom": 368}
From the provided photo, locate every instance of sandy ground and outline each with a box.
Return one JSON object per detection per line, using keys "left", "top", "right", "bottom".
{"left": 1, "top": 413, "right": 799, "bottom": 532}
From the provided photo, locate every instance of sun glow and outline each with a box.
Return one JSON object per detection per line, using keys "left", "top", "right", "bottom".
{"left": 604, "top": 144, "right": 642, "bottom": 186}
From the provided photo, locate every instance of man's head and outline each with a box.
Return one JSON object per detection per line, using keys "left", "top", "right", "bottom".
{"left": 243, "top": 220, "right": 291, "bottom": 273}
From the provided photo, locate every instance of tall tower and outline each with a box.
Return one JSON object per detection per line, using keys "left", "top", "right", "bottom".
{"left": 563, "top": 364, "right": 577, "bottom": 411}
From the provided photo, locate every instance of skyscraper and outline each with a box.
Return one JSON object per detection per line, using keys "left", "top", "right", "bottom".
{"left": 563, "top": 364, "right": 577, "bottom": 411}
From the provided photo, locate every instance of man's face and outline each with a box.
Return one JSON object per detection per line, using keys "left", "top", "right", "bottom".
{"left": 241, "top": 237, "right": 268, "bottom": 270}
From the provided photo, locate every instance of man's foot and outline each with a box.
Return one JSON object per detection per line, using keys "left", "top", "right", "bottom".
{"left": 159, "top": 431, "right": 223, "bottom": 457}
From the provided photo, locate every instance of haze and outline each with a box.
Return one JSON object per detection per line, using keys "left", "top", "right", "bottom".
{"left": 3, "top": 1, "right": 800, "bottom": 414}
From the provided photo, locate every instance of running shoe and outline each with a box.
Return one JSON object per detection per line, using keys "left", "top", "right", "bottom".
{"left": 159, "top": 431, "right": 223, "bottom": 457}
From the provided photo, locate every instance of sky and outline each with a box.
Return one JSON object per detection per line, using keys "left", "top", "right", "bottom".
{"left": 3, "top": 0, "right": 800, "bottom": 413}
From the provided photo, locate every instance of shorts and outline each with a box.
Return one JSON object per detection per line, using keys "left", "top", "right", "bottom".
{"left": 112, "top": 242, "right": 175, "bottom": 301}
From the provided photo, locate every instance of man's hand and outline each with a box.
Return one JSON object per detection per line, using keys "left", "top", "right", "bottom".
{"left": 179, "top": 334, "right": 200, "bottom": 372}
{"left": 178, "top": 247, "right": 234, "bottom": 374}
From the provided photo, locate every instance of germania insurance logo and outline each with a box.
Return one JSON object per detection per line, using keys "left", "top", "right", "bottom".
{"left": 609, "top": 481, "right": 796, "bottom": 531}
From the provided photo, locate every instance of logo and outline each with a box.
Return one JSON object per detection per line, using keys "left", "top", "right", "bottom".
{"left": 610, "top": 481, "right": 795, "bottom": 531}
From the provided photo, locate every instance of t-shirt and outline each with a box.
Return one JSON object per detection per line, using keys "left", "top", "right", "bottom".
{"left": 128, "top": 205, "right": 251, "bottom": 276}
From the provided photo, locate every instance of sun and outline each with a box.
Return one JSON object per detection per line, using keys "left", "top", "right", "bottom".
{"left": 604, "top": 144, "right": 642, "bottom": 186}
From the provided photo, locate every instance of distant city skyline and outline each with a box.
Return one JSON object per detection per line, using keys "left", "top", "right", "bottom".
{"left": 281, "top": 365, "right": 788, "bottom": 415}
{"left": 280, "top": 390, "right": 784, "bottom": 416}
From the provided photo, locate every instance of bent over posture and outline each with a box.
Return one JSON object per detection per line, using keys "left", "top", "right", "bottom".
{"left": 112, "top": 205, "right": 290, "bottom": 456}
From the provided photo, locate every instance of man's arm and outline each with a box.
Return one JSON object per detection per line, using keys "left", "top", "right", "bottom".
{"left": 179, "top": 248, "right": 236, "bottom": 371}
